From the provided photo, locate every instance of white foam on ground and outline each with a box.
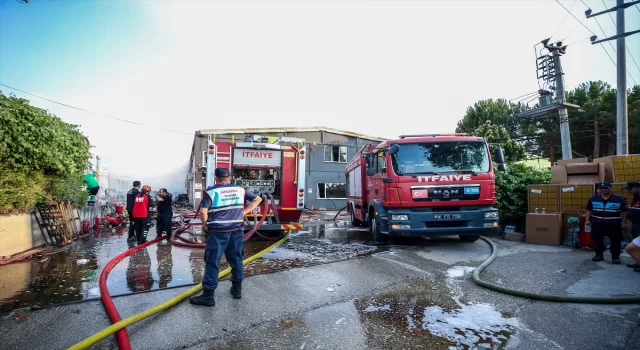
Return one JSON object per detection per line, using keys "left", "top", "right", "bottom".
{"left": 422, "top": 303, "right": 520, "bottom": 348}
{"left": 446, "top": 266, "right": 476, "bottom": 279}
{"left": 363, "top": 304, "right": 391, "bottom": 312}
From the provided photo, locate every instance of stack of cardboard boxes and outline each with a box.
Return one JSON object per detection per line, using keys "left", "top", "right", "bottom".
{"left": 525, "top": 155, "right": 639, "bottom": 246}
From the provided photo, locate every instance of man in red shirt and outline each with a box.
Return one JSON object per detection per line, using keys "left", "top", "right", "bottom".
{"left": 132, "top": 185, "right": 152, "bottom": 244}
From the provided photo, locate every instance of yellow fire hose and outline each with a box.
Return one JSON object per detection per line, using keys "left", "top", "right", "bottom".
{"left": 68, "top": 231, "right": 290, "bottom": 350}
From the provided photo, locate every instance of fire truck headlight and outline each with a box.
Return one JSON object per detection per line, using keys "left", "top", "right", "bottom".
{"left": 485, "top": 211, "right": 498, "bottom": 219}
{"left": 391, "top": 215, "right": 408, "bottom": 221}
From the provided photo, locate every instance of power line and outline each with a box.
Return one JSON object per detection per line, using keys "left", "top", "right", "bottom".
{"left": 0, "top": 83, "right": 194, "bottom": 136}
{"left": 551, "top": 0, "right": 578, "bottom": 40}
{"left": 509, "top": 91, "right": 539, "bottom": 102}
{"left": 555, "top": 0, "right": 597, "bottom": 36}
{"left": 601, "top": 0, "right": 640, "bottom": 74}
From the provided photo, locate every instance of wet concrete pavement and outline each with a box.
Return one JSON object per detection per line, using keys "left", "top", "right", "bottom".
{"left": 1, "top": 216, "right": 640, "bottom": 349}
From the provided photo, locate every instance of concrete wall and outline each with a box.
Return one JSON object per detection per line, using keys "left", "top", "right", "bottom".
{"left": 0, "top": 214, "right": 46, "bottom": 257}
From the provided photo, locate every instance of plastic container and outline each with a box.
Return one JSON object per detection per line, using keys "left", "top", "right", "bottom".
{"left": 578, "top": 214, "right": 594, "bottom": 248}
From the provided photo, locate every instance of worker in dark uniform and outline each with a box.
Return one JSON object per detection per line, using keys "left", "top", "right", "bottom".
{"left": 132, "top": 185, "right": 153, "bottom": 244}
{"left": 624, "top": 181, "right": 640, "bottom": 269}
{"left": 126, "top": 181, "right": 141, "bottom": 242}
{"left": 155, "top": 188, "right": 173, "bottom": 240}
{"left": 585, "top": 182, "right": 629, "bottom": 264}
{"left": 189, "top": 168, "right": 262, "bottom": 307}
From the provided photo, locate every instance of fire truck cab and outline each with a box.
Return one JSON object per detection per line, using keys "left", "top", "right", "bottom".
{"left": 204, "top": 134, "right": 306, "bottom": 232}
{"left": 346, "top": 133, "right": 506, "bottom": 243}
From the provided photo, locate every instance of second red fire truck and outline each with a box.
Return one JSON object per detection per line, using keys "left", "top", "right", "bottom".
{"left": 204, "top": 134, "right": 306, "bottom": 232}
{"left": 346, "top": 133, "right": 506, "bottom": 243}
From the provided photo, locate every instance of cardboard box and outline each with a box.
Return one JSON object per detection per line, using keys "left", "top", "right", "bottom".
{"left": 528, "top": 184, "right": 560, "bottom": 213}
{"left": 551, "top": 162, "right": 605, "bottom": 184}
{"left": 526, "top": 213, "right": 563, "bottom": 245}
{"left": 593, "top": 155, "right": 640, "bottom": 182}
{"left": 559, "top": 184, "right": 594, "bottom": 213}
{"left": 557, "top": 158, "right": 588, "bottom": 166}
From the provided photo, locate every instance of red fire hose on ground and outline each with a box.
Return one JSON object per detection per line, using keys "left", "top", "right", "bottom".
{"left": 98, "top": 194, "right": 277, "bottom": 349}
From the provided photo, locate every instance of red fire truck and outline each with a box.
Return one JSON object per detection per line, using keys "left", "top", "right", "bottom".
{"left": 345, "top": 133, "right": 506, "bottom": 243}
{"left": 204, "top": 134, "right": 306, "bottom": 232}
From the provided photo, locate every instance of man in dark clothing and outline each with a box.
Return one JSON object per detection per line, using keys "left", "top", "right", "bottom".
{"left": 126, "top": 181, "right": 141, "bottom": 241}
{"left": 189, "top": 168, "right": 262, "bottom": 307}
{"left": 585, "top": 182, "right": 629, "bottom": 264}
{"left": 155, "top": 188, "right": 173, "bottom": 240}
{"left": 624, "top": 181, "right": 640, "bottom": 270}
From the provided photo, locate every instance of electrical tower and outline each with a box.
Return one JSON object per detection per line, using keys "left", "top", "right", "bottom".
{"left": 585, "top": 0, "right": 640, "bottom": 156}
{"left": 515, "top": 38, "right": 581, "bottom": 161}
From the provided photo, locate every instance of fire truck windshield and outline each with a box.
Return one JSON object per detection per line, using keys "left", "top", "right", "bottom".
{"left": 390, "top": 141, "right": 490, "bottom": 176}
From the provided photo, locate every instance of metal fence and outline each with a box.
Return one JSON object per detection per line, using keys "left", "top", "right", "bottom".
{"left": 97, "top": 171, "right": 133, "bottom": 205}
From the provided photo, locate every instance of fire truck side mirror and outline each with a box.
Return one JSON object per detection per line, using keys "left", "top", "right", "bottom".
{"left": 497, "top": 163, "right": 507, "bottom": 172}
{"left": 494, "top": 146, "right": 505, "bottom": 165}
{"left": 388, "top": 144, "right": 400, "bottom": 155}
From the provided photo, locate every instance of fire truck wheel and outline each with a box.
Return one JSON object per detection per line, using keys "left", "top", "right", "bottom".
{"left": 459, "top": 235, "right": 480, "bottom": 243}
{"left": 370, "top": 217, "right": 389, "bottom": 244}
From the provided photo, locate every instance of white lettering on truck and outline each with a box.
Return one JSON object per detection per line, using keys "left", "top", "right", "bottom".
{"left": 417, "top": 175, "right": 472, "bottom": 182}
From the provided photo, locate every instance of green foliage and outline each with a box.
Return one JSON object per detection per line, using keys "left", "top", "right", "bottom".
{"left": 470, "top": 120, "right": 526, "bottom": 163}
{"left": 495, "top": 163, "right": 551, "bottom": 219}
{"left": 0, "top": 91, "right": 91, "bottom": 214}
{"left": 0, "top": 169, "right": 48, "bottom": 215}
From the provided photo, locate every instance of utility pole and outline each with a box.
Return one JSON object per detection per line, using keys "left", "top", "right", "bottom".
{"left": 547, "top": 41, "right": 572, "bottom": 160}
{"left": 586, "top": 0, "right": 640, "bottom": 155}
{"left": 514, "top": 39, "right": 580, "bottom": 163}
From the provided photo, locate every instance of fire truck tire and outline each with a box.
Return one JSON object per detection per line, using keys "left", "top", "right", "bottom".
{"left": 459, "top": 235, "right": 480, "bottom": 243}
{"left": 370, "top": 216, "right": 389, "bottom": 244}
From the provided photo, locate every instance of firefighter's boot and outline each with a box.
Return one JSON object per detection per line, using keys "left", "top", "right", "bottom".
{"left": 189, "top": 289, "right": 215, "bottom": 307}
{"left": 230, "top": 281, "right": 242, "bottom": 299}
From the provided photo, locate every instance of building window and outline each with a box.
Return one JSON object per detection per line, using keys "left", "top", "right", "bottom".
{"left": 324, "top": 145, "right": 348, "bottom": 163}
{"left": 317, "top": 182, "right": 346, "bottom": 199}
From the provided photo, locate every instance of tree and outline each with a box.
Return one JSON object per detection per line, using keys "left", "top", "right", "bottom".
{"left": 0, "top": 91, "right": 92, "bottom": 214}
{"left": 470, "top": 120, "right": 526, "bottom": 163}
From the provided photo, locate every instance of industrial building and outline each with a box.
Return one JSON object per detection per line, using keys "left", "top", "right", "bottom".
{"left": 185, "top": 127, "right": 387, "bottom": 209}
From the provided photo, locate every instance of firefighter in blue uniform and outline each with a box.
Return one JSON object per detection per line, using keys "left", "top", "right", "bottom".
{"left": 624, "top": 181, "right": 640, "bottom": 269}
{"left": 189, "top": 168, "right": 262, "bottom": 307}
{"left": 585, "top": 182, "right": 629, "bottom": 264}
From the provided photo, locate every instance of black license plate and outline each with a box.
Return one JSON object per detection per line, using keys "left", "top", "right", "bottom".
{"left": 433, "top": 214, "right": 462, "bottom": 220}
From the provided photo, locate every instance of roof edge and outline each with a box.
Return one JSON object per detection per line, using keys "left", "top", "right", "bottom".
{"left": 196, "top": 126, "right": 388, "bottom": 142}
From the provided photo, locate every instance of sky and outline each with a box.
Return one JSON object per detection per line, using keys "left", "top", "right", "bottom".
{"left": 1, "top": 0, "right": 639, "bottom": 194}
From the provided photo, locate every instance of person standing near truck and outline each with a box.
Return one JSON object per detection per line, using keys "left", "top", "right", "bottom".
{"left": 126, "top": 181, "right": 141, "bottom": 242}
{"left": 189, "top": 168, "right": 262, "bottom": 307}
{"left": 585, "top": 182, "right": 629, "bottom": 264}
{"left": 624, "top": 181, "right": 640, "bottom": 269}
{"left": 155, "top": 188, "right": 173, "bottom": 240}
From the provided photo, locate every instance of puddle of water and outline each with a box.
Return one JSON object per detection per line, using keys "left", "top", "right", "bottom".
{"left": 0, "top": 221, "right": 388, "bottom": 314}
{"left": 0, "top": 226, "right": 274, "bottom": 314}
{"left": 354, "top": 278, "right": 518, "bottom": 350}
{"left": 422, "top": 304, "right": 518, "bottom": 349}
